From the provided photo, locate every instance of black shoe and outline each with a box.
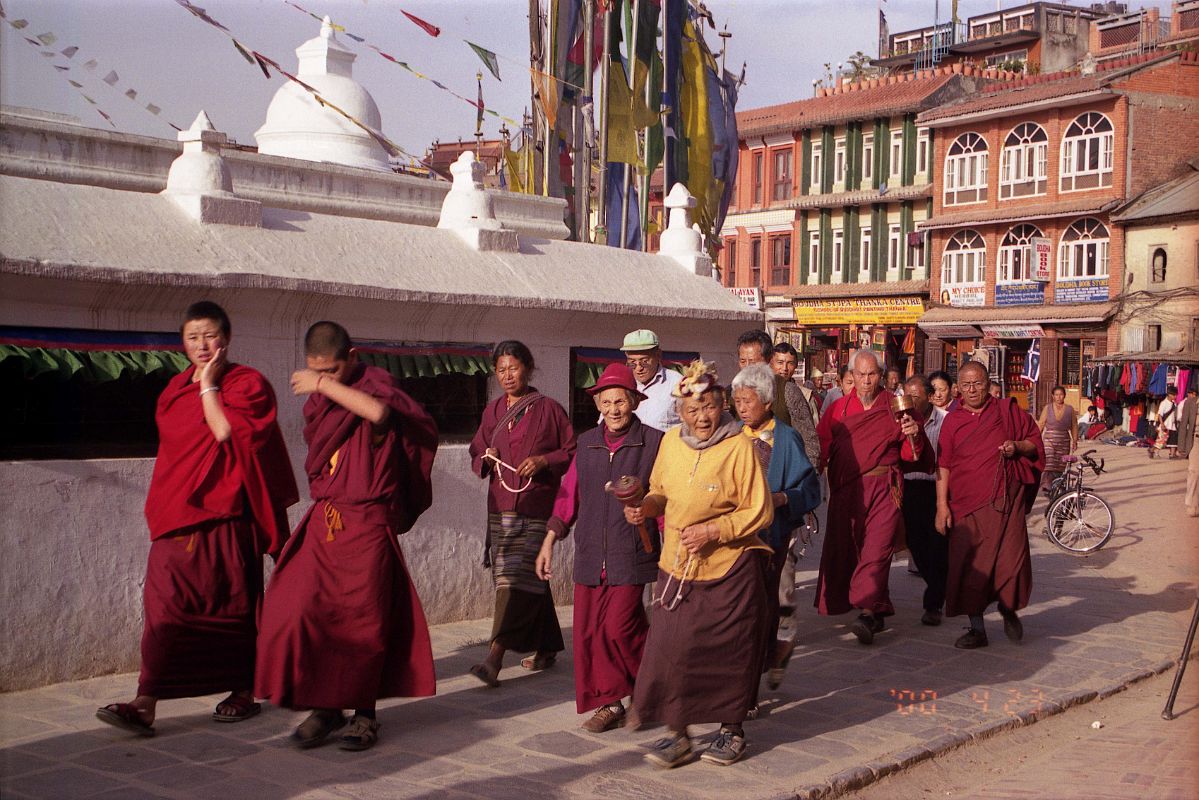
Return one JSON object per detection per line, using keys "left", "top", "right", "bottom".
{"left": 921, "top": 609, "right": 943, "bottom": 626}
{"left": 851, "top": 613, "right": 885, "bottom": 645}
{"left": 1000, "top": 608, "right": 1024, "bottom": 642}
{"left": 954, "top": 628, "right": 989, "bottom": 649}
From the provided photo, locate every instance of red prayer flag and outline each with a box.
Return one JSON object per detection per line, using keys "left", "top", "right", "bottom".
{"left": 402, "top": 10, "right": 440, "bottom": 37}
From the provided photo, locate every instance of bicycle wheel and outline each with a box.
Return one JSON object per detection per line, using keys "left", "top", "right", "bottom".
{"left": 1045, "top": 490, "right": 1114, "bottom": 554}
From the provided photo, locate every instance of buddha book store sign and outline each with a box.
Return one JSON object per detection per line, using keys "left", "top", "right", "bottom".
{"left": 995, "top": 282, "right": 1046, "bottom": 307}
{"left": 793, "top": 297, "right": 925, "bottom": 326}
{"left": 1054, "top": 278, "right": 1108, "bottom": 304}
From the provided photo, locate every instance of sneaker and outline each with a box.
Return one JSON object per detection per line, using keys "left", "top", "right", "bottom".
{"left": 581, "top": 703, "right": 625, "bottom": 733}
{"left": 338, "top": 715, "right": 380, "bottom": 751}
{"left": 1000, "top": 607, "right": 1024, "bottom": 642}
{"left": 954, "top": 628, "right": 989, "bottom": 649}
{"left": 290, "top": 710, "right": 346, "bottom": 749}
{"left": 644, "top": 733, "right": 692, "bottom": 769}
{"left": 921, "top": 609, "right": 943, "bottom": 627}
{"left": 851, "top": 613, "right": 884, "bottom": 645}
{"left": 700, "top": 727, "right": 747, "bottom": 766}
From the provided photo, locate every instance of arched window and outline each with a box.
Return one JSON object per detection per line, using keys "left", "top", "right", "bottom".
{"left": 1058, "top": 218, "right": 1110, "bottom": 279}
{"left": 944, "top": 133, "right": 989, "bottom": 205}
{"left": 1151, "top": 247, "right": 1167, "bottom": 283}
{"left": 942, "top": 229, "right": 987, "bottom": 286}
{"left": 1000, "top": 123, "right": 1048, "bottom": 199}
{"left": 1060, "top": 113, "right": 1114, "bottom": 192}
{"left": 998, "top": 224, "right": 1044, "bottom": 282}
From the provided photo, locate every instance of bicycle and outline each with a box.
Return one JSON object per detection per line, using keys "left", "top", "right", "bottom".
{"left": 1044, "top": 449, "right": 1115, "bottom": 554}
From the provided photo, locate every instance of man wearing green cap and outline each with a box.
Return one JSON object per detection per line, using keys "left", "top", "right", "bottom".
{"left": 620, "top": 329, "right": 682, "bottom": 432}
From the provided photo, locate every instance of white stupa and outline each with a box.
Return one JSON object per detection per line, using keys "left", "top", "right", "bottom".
{"left": 255, "top": 16, "right": 390, "bottom": 171}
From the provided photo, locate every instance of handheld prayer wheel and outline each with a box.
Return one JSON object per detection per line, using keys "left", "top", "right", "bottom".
{"left": 890, "top": 393, "right": 919, "bottom": 452}
{"left": 605, "top": 476, "right": 654, "bottom": 553}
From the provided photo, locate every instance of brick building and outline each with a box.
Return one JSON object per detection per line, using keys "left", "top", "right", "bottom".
{"left": 916, "top": 49, "right": 1199, "bottom": 412}
{"left": 721, "top": 69, "right": 985, "bottom": 379}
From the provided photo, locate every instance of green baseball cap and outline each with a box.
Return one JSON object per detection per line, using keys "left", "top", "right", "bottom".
{"left": 620, "top": 329, "right": 660, "bottom": 352}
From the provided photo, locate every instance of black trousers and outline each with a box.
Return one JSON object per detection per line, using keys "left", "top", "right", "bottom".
{"left": 902, "top": 480, "right": 947, "bottom": 612}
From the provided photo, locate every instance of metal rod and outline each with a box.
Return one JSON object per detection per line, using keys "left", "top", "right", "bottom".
{"left": 619, "top": 0, "right": 642, "bottom": 248}
{"left": 660, "top": 0, "right": 673, "bottom": 196}
{"left": 596, "top": 2, "right": 613, "bottom": 241}
{"left": 1162, "top": 594, "right": 1199, "bottom": 720}
{"left": 543, "top": 0, "right": 556, "bottom": 197}
{"left": 581, "top": 0, "right": 595, "bottom": 242}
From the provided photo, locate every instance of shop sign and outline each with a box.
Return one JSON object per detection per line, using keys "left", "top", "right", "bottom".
{"left": 1054, "top": 278, "right": 1108, "bottom": 304}
{"left": 939, "top": 283, "right": 985, "bottom": 308}
{"left": 922, "top": 324, "right": 983, "bottom": 339}
{"left": 981, "top": 324, "right": 1045, "bottom": 339}
{"left": 995, "top": 282, "right": 1045, "bottom": 307}
{"left": 792, "top": 296, "right": 925, "bottom": 325}
{"left": 728, "top": 287, "right": 762, "bottom": 310}
{"left": 1032, "top": 238, "right": 1052, "bottom": 282}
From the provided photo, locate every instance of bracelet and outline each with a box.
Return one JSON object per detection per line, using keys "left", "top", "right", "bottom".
{"left": 199, "top": 386, "right": 220, "bottom": 398}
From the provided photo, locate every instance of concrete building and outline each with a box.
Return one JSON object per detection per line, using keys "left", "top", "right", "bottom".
{"left": 916, "top": 49, "right": 1199, "bottom": 412}
{"left": 876, "top": 2, "right": 1108, "bottom": 76}
{"left": 1088, "top": 1, "right": 1199, "bottom": 65}
{"left": 721, "top": 68, "right": 983, "bottom": 379}
{"left": 0, "top": 24, "right": 756, "bottom": 694}
{"left": 1110, "top": 161, "right": 1199, "bottom": 353}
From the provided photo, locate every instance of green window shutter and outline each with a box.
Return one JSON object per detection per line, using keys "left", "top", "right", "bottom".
{"left": 903, "top": 115, "right": 917, "bottom": 186}
{"left": 819, "top": 209, "right": 833, "bottom": 283}
{"left": 874, "top": 119, "right": 887, "bottom": 190}
{"left": 800, "top": 130, "right": 812, "bottom": 196}
{"left": 871, "top": 204, "right": 885, "bottom": 282}
{"left": 798, "top": 211, "right": 810, "bottom": 286}
{"left": 845, "top": 207, "right": 860, "bottom": 283}
{"left": 821, "top": 127, "right": 834, "bottom": 194}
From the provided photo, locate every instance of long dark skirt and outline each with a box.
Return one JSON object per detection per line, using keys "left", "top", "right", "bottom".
{"left": 815, "top": 473, "right": 901, "bottom": 617}
{"left": 633, "top": 551, "right": 769, "bottom": 732}
{"left": 762, "top": 541, "right": 789, "bottom": 666}
{"left": 573, "top": 583, "right": 647, "bottom": 713}
{"left": 945, "top": 482, "right": 1033, "bottom": 618}
{"left": 138, "top": 516, "right": 261, "bottom": 699}
{"left": 488, "top": 512, "right": 563, "bottom": 654}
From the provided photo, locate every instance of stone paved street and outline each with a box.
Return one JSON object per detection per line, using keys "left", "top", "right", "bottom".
{"left": 2, "top": 443, "right": 1195, "bottom": 800}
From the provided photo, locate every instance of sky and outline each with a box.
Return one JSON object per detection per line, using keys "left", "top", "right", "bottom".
{"left": 0, "top": 0, "right": 1164, "bottom": 160}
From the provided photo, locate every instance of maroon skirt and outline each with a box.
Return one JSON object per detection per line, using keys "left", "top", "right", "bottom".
{"left": 945, "top": 482, "right": 1033, "bottom": 618}
{"left": 632, "top": 551, "right": 769, "bottom": 731}
{"left": 138, "top": 516, "right": 261, "bottom": 699}
{"left": 573, "top": 583, "right": 648, "bottom": 713}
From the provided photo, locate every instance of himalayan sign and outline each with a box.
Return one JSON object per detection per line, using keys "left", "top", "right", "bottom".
{"left": 1054, "top": 278, "right": 1108, "bottom": 304}
{"left": 792, "top": 296, "right": 925, "bottom": 325}
{"left": 727, "top": 287, "right": 762, "bottom": 310}
{"left": 1031, "top": 238, "right": 1052, "bottom": 282}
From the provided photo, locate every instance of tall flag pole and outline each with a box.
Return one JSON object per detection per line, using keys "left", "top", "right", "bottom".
{"left": 580, "top": 0, "right": 596, "bottom": 242}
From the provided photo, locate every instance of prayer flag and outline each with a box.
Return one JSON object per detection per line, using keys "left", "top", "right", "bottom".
{"left": 83, "top": 58, "right": 98, "bottom": 71}
{"left": 467, "top": 42, "right": 501, "bottom": 81}
{"left": 82, "top": 95, "right": 97, "bottom": 105}
{"left": 9, "top": 20, "right": 30, "bottom": 30}
{"left": 252, "top": 52, "right": 272, "bottom": 79}
{"left": 232, "top": 39, "right": 255, "bottom": 65}
{"left": 476, "top": 73, "right": 484, "bottom": 135}
{"left": 147, "top": 104, "right": 161, "bottom": 115}
{"left": 103, "top": 70, "right": 119, "bottom": 86}
{"left": 605, "top": 61, "right": 643, "bottom": 168}
{"left": 530, "top": 68, "right": 559, "bottom": 130}
{"left": 402, "top": 10, "right": 440, "bottom": 38}
{"left": 345, "top": 32, "right": 365, "bottom": 43}
{"left": 54, "top": 65, "right": 69, "bottom": 71}
{"left": 605, "top": 163, "right": 642, "bottom": 249}
{"left": 1022, "top": 339, "right": 1041, "bottom": 383}
{"left": 68, "top": 80, "right": 83, "bottom": 88}
{"left": 125, "top": 89, "right": 138, "bottom": 100}
{"left": 35, "top": 31, "right": 56, "bottom": 46}
{"left": 503, "top": 144, "right": 527, "bottom": 193}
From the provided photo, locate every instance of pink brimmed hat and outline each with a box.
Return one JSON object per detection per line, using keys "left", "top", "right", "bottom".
{"left": 587, "top": 363, "right": 648, "bottom": 400}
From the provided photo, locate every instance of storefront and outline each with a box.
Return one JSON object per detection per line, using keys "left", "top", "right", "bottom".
{"left": 777, "top": 294, "right": 928, "bottom": 382}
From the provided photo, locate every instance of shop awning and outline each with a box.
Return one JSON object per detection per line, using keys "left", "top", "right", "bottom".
{"left": 0, "top": 326, "right": 189, "bottom": 383}
{"left": 918, "top": 302, "right": 1113, "bottom": 332}
{"left": 918, "top": 324, "right": 983, "bottom": 339}
{"left": 357, "top": 342, "right": 494, "bottom": 379}
{"left": 573, "top": 347, "right": 697, "bottom": 389}
{"left": 1090, "top": 349, "right": 1199, "bottom": 366}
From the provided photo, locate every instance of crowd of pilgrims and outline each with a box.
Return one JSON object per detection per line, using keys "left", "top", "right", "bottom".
{"left": 95, "top": 301, "right": 1047, "bottom": 769}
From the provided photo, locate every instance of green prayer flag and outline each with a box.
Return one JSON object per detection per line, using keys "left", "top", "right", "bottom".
{"left": 466, "top": 41, "right": 501, "bottom": 81}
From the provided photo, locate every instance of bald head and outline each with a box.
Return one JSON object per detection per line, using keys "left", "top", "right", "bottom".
{"left": 957, "top": 361, "right": 990, "bottom": 410}
{"left": 305, "top": 321, "right": 352, "bottom": 360}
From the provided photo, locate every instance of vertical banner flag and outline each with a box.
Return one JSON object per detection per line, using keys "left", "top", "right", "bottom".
{"left": 1022, "top": 339, "right": 1042, "bottom": 383}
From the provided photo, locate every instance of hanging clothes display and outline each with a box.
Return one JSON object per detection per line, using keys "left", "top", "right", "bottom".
{"left": 1120, "top": 363, "right": 1132, "bottom": 393}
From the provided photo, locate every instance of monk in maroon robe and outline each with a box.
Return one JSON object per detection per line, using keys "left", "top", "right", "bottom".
{"left": 936, "top": 360, "right": 1044, "bottom": 649}
{"left": 97, "top": 301, "right": 298, "bottom": 737}
{"left": 815, "top": 350, "right": 930, "bottom": 645}
{"left": 255, "top": 321, "right": 438, "bottom": 751}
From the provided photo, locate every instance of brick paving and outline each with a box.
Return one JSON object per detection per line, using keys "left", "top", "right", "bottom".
{"left": 1, "top": 443, "right": 1195, "bottom": 799}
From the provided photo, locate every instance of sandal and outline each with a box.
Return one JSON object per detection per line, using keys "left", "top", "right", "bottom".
{"left": 96, "top": 703, "right": 155, "bottom": 737}
{"left": 212, "top": 693, "right": 262, "bottom": 723}
{"left": 469, "top": 662, "right": 500, "bottom": 688}
{"left": 290, "top": 710, "right": 347, "bottom": 749}
{"left": 520, "top": 653, "right": 556, "bottom": 671}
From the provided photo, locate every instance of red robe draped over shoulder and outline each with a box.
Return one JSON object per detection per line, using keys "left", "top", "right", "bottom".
{"left": 145, "top": 364, "right": 298, "bottom": 556}
{"left": 256, "top": 364, "right": 438, "bottom": 709}
{"left": 938, "top": 396, "right": 1045, "bottom": 519}
{"left": 814, "top": 393, "right": 932, "bottom": 616}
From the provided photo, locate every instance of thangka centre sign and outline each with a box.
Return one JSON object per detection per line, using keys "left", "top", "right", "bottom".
{"left": 792, "top": 296, "right": 925, "bottom": 325}
{"left": 1054, "top": 278, "right": 1108, "bottom": 304}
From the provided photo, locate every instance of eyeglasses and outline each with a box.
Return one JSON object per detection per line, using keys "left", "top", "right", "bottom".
{"left": 958, "top": 381, "right": 987, "bottom": 390}
{"left": 626, "top": 358, "right": 655, "bottom": 368}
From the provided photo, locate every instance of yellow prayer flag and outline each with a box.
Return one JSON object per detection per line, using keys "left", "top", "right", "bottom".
{"left": 503, "top": 145, "right": 527, "bottom": 194}
{"left": 606, "top": 61, "right": 643, "bottom": 168}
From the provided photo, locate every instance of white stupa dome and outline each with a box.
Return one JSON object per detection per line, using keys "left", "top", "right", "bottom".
{"left": 255, "top": 16, "right": 390, "bottom": 171}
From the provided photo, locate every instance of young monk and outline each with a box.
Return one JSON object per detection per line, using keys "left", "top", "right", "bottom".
{"left": 255, "top": 322, "right": 438, "bottom": 751}
{"left": 97, "top": 301, "right": 298, "bottom": 736}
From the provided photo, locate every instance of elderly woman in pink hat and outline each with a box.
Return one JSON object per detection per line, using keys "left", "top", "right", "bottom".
{"left": 536, "top": 363, "right": 664, "bottom": 733}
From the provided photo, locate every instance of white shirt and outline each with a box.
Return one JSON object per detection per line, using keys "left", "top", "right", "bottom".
{"left": 905, "top": 405, "right": 947, "bottom": 482}
{"left": 1158, "top": 398, "right": 1178, "bottom": 431}
{"left": 636, "top": 366, "right": 682, "bottom": 432}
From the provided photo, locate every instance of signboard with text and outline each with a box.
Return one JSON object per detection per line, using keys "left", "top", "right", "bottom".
{"left": 939, "top": 284, "right": 985, "bottom": 308}
{"left": 728, "top": 287, "right": 762, "bottom": 310}
{"left": 982, "top": 324, "right": 1045, "bottom": 339}
{"left": 792, "top": 296, "right": 925, "bottom": 326}
{"left": 1054, "top": 278, "right": 1108, "bottom": 304}
{"left": 1032, "top": 238, "right": 1052, "bottom": 282}
{"left": 995, "top": 282, "right": 1046, "bottom": 307}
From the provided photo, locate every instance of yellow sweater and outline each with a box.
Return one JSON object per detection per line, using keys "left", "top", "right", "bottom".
{"left": 646, "top": 427, "right": 774, "bottom": 581}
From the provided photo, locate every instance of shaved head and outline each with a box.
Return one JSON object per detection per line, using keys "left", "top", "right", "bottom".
{"left": 304, "top": 321, "right": 352, "bottom": 360}
{"left": 957, "top": 361, "right": 990, "bottom": 410}
{"left": 958, "top": 361, "right": 989, "bottom": 382}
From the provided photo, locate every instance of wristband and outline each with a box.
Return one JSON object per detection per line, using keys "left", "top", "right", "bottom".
{"left": 199, "top": 386, "right": 220, "bottom": 398}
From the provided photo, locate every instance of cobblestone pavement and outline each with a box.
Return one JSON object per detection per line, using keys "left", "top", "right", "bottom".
{"left": 2, "top": 443, "right": 1195, "bottom": 800}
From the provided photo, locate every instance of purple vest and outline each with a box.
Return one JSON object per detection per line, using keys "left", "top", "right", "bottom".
{"left": 572, "top": 418, "right": 663, "bottom": 586}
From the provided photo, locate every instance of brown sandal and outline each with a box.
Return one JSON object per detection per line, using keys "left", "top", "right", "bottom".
{"left": 520, "top": 653, "right": 557, "bottom": 671}
{"left": 469, "top": 662, "right": 500, "bottom": 687}
{"left": 213, "top": 693, "right": 262, "bottom": 723}
{"left": 96, "top": 703, "right": 155, "bottom": 737}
